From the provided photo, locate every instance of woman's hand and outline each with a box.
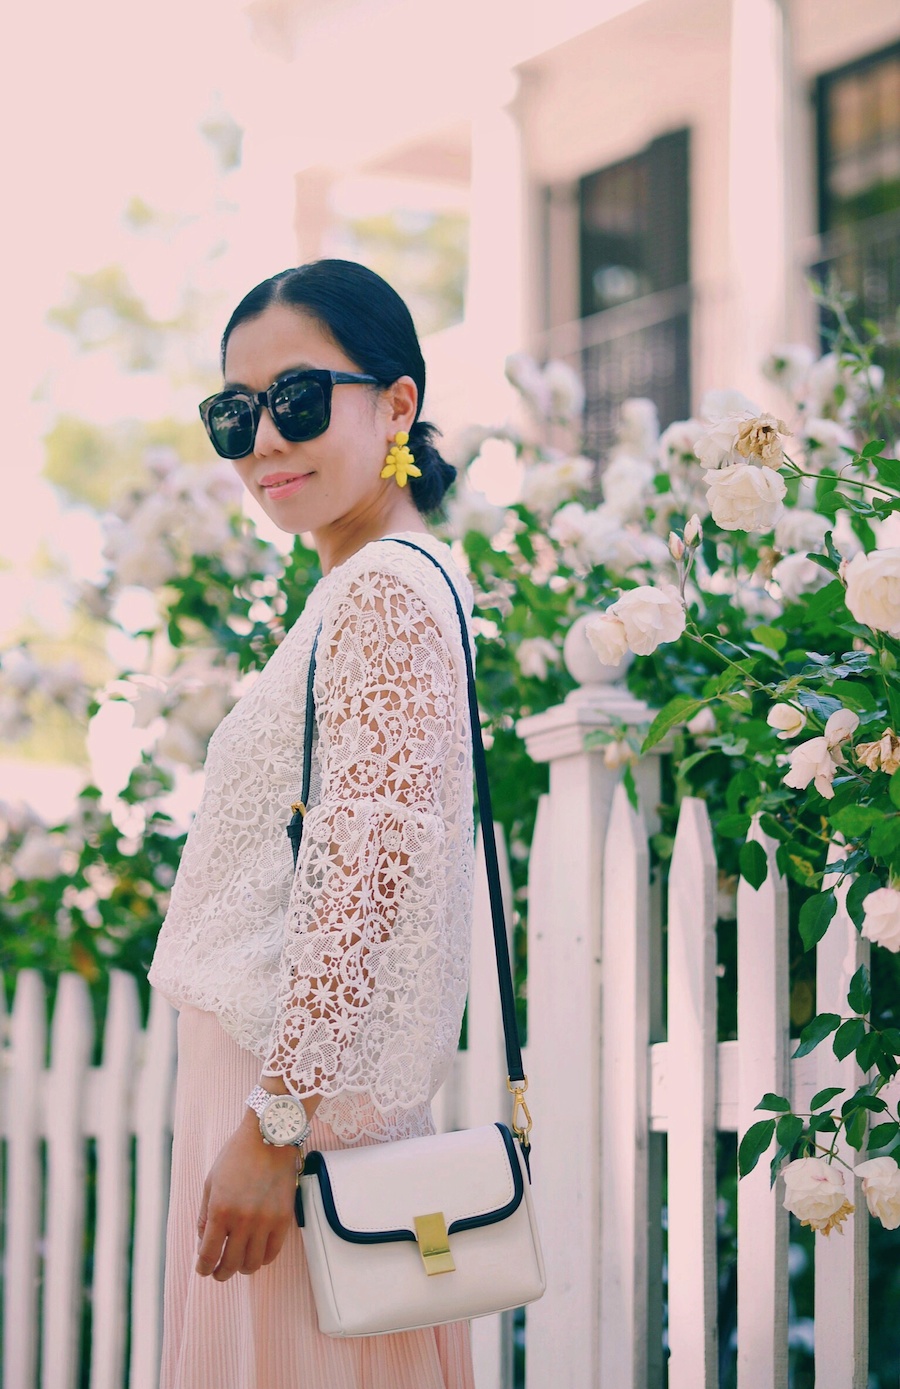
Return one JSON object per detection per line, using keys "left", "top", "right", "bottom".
{"left": 195, "top": 1109, "right": 300, "bottom": 1280}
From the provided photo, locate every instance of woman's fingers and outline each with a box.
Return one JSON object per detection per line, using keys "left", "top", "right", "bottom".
{"left": 238, "top": 1229, "right": 272, "bottom": 1276}
{"left": 196, "top": 1210, "right": 229, "bottom": 1277}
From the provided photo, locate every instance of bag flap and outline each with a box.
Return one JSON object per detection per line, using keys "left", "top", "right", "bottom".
{"left": 302, "top": 1122, "right": 524, "bottom": 1245}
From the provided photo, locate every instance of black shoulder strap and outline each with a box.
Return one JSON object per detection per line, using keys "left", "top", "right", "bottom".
{"left": 287, "top": 538, "right": 527, "bottom": 1100}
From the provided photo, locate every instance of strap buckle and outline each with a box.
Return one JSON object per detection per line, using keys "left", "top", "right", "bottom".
{"left": 507, "top": 1075, "right": 533, "bottom": 1145}
{"left": 290, "top": 802, "right": 307, "bottom": 816}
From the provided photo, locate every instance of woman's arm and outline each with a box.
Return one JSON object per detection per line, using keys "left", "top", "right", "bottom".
{"left": 196, "top": 565, "right": 459, "bottom": 1278}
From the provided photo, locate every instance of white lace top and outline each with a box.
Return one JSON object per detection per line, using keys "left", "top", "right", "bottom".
{"left": 148, "top": 530, "right": 476, "bottom": 1143}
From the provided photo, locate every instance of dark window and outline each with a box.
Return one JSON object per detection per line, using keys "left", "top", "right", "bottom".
{"left": 812, "top": 43, "right": 900, "bottom": 397}
{"left": 817, "top": 41, "right": 900, "bottom": 232}
{"left": 573, "top": 128, "right": 692, "bottom": 462}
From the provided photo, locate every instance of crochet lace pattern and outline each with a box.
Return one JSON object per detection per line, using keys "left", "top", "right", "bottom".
{"left": 148, "top": 531, "right": 476, "bottom": 1143}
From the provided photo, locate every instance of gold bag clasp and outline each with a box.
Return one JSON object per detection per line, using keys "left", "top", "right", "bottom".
{"left": 413, "top": 1212, "right": 456, "bottom": 1275}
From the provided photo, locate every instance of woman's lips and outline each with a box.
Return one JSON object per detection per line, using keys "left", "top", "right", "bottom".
{"left": 259, "top": 472, "right": 313, "bottom": 499}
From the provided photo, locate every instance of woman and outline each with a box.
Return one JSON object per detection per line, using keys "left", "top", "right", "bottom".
{"left": 147, "top": 259, "right": 477, "bottom": 1388}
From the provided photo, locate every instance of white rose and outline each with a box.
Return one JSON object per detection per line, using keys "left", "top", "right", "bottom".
{"left": 782, "top": 1157, "right": 854, "bottom": 1234}
{"left": 11, "top": 829, "right": 66, "bottom": 881}
{"left": 761, "top": 343, "right": 816, "bottom": 394}
{"left": 860, "top": 887, "right": 900, "bottom": 953}
{"left": 683, "top": 514, "right": 703, "bottom": 546}
{"left": 600, "top": 454, "right": 655, "bottom": 521}
{"left": 773, "top": 553, "right": 831, "bottom": 602}
{"left": 805, "top": 417, "right": 855, "bottom": 468}
{"left": 824, "top": 708, "right": 859, "bottom": 749}
{"left": 549, "top": 502, "right": 591, "bottom": 548}
{"left": 446, "top": 485, "right": 507, "bottom": 540}
{"left": 782, "top": 736, "right": 842, "bottom": 798}
{"left": 543, "top": 359, "right": 585, "bottom": 424}
{"left": 767, "top": 703, "right": 808, "bottom": 739}
{"left": 668, "top": 531, "right": 685, "bottom": 561}
{"left": 658, "top": 418, "right": 704, "bottom": 468}
{"left": 504, "top": 351, "right": 551, "bottom": 418}
{"left": 609, "top": 584, "right": 686, "bottom": 656}
{"left": 584, "top": 612, "right": 629, "bottom": 666}
{"left": 844, "top": 548, "right": 900, "bottom": 636}
{"left": 582, "top": 508, "right": 649, "bottom": 573}
{"left": 774, "top": 508, "right": 832, "bottom": 555}
{"left": 2, "top": 648, "right": 42, "bottom": 694}
{"left": 520, "top": 456, "right": 593, "bottom": 515}
{"left": 703, "top": 462, "right": 786, "bottom": 533}
{"left": 125, "top": 675, "right": 169, "bottom": 729}
{"left": 615, "top": 398, "right": 659, "bottom": 459}
{"left": 156, "top": 719, "right": 206, "bottom": 769}
{"left": 854, "top": 1157, "right": 900, "bottom": 1229}
{"left": 735, "top": 413, "right": 789, "bottom": 469}
{"left": 516, "top": 637, "right": 559, "bottom": 681}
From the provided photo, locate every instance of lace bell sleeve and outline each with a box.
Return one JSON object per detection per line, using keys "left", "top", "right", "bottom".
{"left": 260, "top": 564, "right": 466, "bottom": 1130}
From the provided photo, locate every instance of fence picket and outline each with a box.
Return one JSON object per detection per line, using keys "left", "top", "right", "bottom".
{"left": 599, "top": 781, "right": 652, "bottom": 1389}
{"left": 736, "top": 815, "right": 790, "bottom": 1389}
{"left": 89, "top": 970, "right": 141, "bottom": 1389}
{"left": 666, "top": 796, "right": 719, "bottom": 1387}
{"left": 128, "top": 986, "right": 176, "bottom": 1389}
{"left": 3, "top": 969, "right": 47, "bottom": 1389}
{"left": 813, "top": 841, "right": 869, "bottom": 1389}
{"left": 42, "top": 973, "right": 93, "bottom": 1389}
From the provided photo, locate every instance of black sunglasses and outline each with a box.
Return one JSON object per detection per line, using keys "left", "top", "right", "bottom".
{"left": 199, "top": 367, "right": 382, "bottom": 460}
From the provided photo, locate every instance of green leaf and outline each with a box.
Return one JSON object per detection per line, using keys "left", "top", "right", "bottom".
{"left": 833, "top": 1017, "right": 865, "bottom": 1060}
{"left": 751, "top": 624, "right": 787, "bottom": 652}
{"left": 641, "top": 696, "right": 705, "bottom": 754}
{"left": 862, "top": 439, "right": 887, "bottom": 457}
{"left": 775, "top": 1113, "right": 804, "bottom": 1150}
{"left": 717, "top": 812, "right": 752, "bottom": 838}
{"left": 872, "top": 455, "right": 900, "bottom": 489}
{"left": 622, "top": 762, "right": 639, "bottom": 813}
{"left": 792, "top": 1012, "right": 842, "bottom": 1058}
{"left": 804, "top": 578, "right": 847, "bottom": 620}
{"left": 738, "top": 1117, "right": 776, "bottom": 1176}
{"left": 889, "top": 772, "right": 900, "bottom": 811}
{"left": 868, "top": 1121, "right": 900, "bottom": 1150}
{"left": 739, "top": 839, "right": 768, "bottom": 890}
{"left": 868, "top": 816, "right": 900, "bottom": 858}
{"left": 808, "top": 1112, "right": 839, "bottom": 1133}
{"left": 846, "top": 1106, "right": 868, "bottom": 1150}
{"left": 798, "top": 891, "right": 837, "bottom": 951}
{"left": 882, "top": 1028, "right": 900, "bottom": 1056}
{"left": 810, "top": 1086, "right": 844, "bottom": 1111}
{"left": 769, "top": 1143, "right": 795, "bottom": 1189}
{"left": 829, "top": 805, "right": 884, "bottom": 837}
{"left": 857, "top": 1030, "right": 883, "bottom": 1072}
{"left": 755, "top": 1092, "right": 791, "bottom": 1112}
{"left": 847, "top": 964, "right": 871, "bottom": 1015}
{"left": 841, "top": 1092, "right": 887, "bottom": 1115}
{"left": 846, "top": 873, "right": 881, "bottom": 930}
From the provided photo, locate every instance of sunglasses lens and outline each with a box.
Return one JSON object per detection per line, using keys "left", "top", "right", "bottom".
{"left": 206, "top": 396, "right": 256, "bottom": 459}
{"left": 271, "top": 376, "right": 327, "bottom": 441}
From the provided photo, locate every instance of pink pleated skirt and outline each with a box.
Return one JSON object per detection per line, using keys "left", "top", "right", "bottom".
{"left": 160, "top": 1003, "right": 476, "bottom": 1389}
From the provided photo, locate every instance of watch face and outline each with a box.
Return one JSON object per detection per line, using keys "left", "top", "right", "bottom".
{"left": 261, "top": 1095, "right": 307, "bottom": 1144}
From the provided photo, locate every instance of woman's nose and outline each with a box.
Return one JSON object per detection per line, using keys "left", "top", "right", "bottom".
{"left": 253, "top": 407, "right": 288, "bottom": 458}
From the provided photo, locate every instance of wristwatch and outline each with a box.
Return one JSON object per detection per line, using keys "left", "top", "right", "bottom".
{"left": 245, "top": 1084, "right": 311, "bottom": 1147}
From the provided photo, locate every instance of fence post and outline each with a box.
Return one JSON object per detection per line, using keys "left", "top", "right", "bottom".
{"left": 517, "top": 617, "right": 662, "bottom": 1389}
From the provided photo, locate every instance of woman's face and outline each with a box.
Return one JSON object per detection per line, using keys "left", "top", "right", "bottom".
{"left": 222, "top": 302, "right": 417, "bottom": 540}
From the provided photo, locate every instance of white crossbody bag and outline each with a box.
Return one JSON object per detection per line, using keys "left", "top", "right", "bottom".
{"left": 285, "top": 537, "right": 546, "bottom": 1337}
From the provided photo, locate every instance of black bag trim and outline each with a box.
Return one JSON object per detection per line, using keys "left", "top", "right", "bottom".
{"left": 299, "top": 1122, "right": 524, "bottom": 1244}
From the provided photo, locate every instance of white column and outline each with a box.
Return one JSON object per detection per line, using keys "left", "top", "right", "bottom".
{"left": 726, "top": 0, "right": 792, "bottom": 404}
{"left": 458, "top": 70, "right": 527, "bottom": 426}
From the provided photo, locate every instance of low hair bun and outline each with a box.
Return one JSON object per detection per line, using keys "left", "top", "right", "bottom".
{"left": 407, "top": 419, "right": 457, "bottom": 517}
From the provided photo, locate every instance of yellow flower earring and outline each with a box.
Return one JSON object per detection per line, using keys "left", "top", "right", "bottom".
{"left": 380, "top": 431, "right": 422, "bottom": 488}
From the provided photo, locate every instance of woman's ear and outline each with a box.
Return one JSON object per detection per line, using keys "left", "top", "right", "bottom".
{"left": 385, "top": 375, "right": 418, "bottom": 435}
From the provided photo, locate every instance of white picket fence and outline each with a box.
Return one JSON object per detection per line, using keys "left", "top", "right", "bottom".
{"left": 2, "top": 648, "right": 898, "bottom": 1387}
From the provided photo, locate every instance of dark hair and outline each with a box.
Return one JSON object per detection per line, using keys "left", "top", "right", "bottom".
{"left": 221, "top": 259, "right": 457, "bottom": 517}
